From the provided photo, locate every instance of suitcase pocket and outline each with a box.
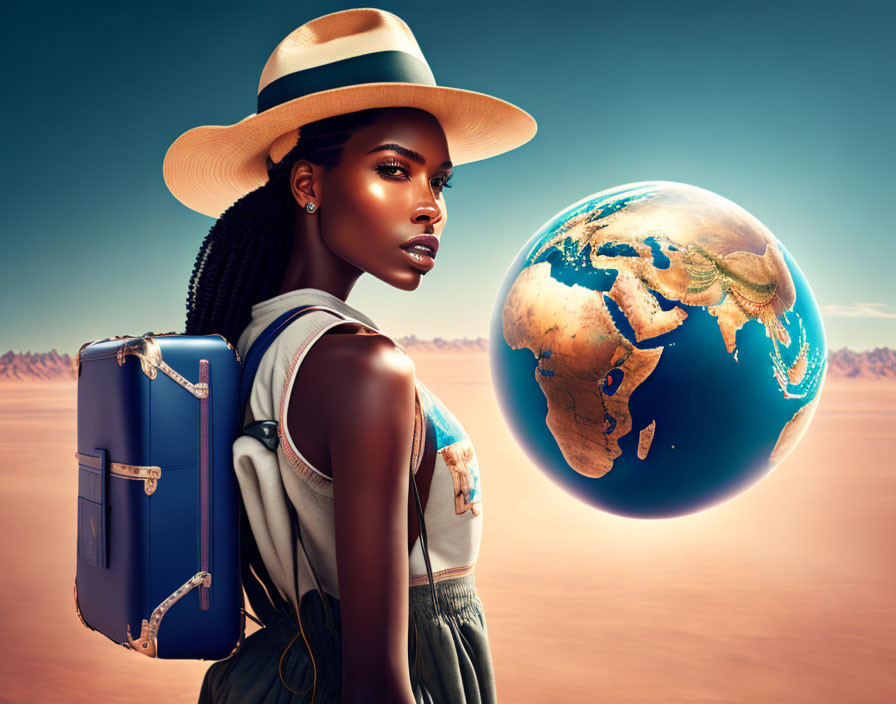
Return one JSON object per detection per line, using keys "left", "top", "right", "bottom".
{"left": 77, "top": 450, "right": 107, "bottom": 569}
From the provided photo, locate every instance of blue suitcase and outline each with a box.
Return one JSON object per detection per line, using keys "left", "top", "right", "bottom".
{"left": 72, "top": 305, "right": 426, "bottom": 661}
{"left": 74, "top": 332, "right": 244, "bottom": 659}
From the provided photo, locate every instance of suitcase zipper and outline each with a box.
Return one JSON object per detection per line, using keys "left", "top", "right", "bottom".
{"left": 199, "top": 359, "right": 211, "bottom": 610}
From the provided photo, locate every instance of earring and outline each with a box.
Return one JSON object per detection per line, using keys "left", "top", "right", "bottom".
{"left": 305, "top": 202, "right": 317, "bottom": 213}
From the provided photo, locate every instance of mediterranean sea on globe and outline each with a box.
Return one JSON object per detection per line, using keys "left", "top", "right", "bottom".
{"left": 489, "top": 181, "right": 827, "bottom": 519}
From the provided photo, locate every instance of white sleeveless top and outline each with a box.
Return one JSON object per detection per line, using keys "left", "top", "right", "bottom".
{"left": 232, "top": 288, "right": 484, "bottom": 610}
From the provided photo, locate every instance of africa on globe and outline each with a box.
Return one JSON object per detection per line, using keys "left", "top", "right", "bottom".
{"left": 489, "top": 182, "right": 827, "bottom": 518}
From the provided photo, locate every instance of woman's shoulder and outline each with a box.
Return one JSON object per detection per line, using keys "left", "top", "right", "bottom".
{"left": 287, "top": 326, "right": 416, "bottom": 436}
{"left": 312, "top": 326, "right": 413, "bottom": 368}
{"left": 305, "top": 328, "right": 415, "bottom": 404}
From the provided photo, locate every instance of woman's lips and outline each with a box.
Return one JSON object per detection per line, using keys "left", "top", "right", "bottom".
{"left": 403, "top": 246, "right": 436, "bottom": 273}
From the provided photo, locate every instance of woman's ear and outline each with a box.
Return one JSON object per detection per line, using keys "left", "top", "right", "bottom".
{"left": 290, "top": 160, "right": 320, "bottom": 210}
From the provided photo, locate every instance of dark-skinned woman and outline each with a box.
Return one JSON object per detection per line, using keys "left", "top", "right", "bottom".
{"left": 164, "top": 8, "right": 536, "bottom": 703}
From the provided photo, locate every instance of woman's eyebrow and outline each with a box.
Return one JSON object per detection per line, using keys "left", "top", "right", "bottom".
{"left": 366, "top": 143, "right": 453, "bottom": 170}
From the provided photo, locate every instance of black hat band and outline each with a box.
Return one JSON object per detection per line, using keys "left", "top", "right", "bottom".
{"left": 257, "top": 50, "right": 436, "bottom": 114}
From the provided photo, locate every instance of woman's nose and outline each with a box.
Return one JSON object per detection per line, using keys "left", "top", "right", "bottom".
{"left": 412, "top": 184, "right": 443, "bottom": 226}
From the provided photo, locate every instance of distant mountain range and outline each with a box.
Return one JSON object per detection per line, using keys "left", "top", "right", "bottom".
{"left": 1, "top": 344, "right": 894, "bottom": 382}
{"left": 0, "top": 350, "right": 77, "bottom": 382}
{"left": 396, "top": 335, "right": 490, "bottom": 353}
{"left": 825, "top": 347, "right": 896, "bottom": 380}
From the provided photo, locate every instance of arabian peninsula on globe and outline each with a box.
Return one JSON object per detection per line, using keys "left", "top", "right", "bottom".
{"left": 489, "top": 182, "right": 827, "bottom": 518}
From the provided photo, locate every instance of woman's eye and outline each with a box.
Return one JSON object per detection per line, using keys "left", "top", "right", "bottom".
{"left": 376, "top": 161, "right": 454, "bottom": 192}
{"left": 376, "top": 162, "right": 409, "bottom": 179}
{"left": 432, "top": 174, "right": 454, "bottom": 191}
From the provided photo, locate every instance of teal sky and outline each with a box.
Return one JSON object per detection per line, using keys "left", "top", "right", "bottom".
{"left": 2, "top": 0, "right": 893, "bottom": 354}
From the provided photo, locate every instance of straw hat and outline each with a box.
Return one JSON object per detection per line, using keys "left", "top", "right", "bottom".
{"left": 163, "top": 7, "right": 537, "bottom": 218}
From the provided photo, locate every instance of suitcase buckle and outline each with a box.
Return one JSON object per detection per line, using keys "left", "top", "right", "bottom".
{"left": 116, "top": 337, "right": 210, "bottom": 399}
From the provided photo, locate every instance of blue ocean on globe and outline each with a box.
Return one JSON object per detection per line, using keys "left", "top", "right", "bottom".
{"left": 489, "top": 182, "right": 827, "bottom": 519}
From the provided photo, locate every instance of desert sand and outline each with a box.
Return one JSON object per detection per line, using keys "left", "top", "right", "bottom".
{"left": 0, "top": 353, "right": 893, "bottom": 703}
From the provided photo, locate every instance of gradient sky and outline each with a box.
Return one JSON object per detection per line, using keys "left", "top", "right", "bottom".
{"left": 2, "top": 0, "right": 893, "bottom": 354}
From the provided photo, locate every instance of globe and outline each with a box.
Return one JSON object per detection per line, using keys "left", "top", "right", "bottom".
{"left": 489, "top": 182, "right": 827, "bottom": 519}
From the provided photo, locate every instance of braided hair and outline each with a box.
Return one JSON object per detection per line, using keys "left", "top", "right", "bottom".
{"left": 184, "top": 107, "right": 402, "bottom": 345}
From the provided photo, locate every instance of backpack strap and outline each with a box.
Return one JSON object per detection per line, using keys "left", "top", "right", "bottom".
{"left": 239, "top": 303, "right": 356, "bottom": 630}
{"left": 237, "top": 304, "right": 323, "bottom": 629}
{"left": 239, "top": 304, "right": 322, "bottom": 418}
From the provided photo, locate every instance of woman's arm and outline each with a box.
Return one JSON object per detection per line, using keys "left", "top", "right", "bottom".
{"left": 313, "top": 333, "right": 418, "bottom": 704}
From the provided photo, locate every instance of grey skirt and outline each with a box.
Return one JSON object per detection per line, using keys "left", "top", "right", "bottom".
{"left": 198, "top": 573, "right": 497, "bottom": 704}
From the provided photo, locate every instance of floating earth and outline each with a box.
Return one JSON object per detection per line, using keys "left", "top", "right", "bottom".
{"left": 489, "top": 182, "right": 827, "bottom": 518}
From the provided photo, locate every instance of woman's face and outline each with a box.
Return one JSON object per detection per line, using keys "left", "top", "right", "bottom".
{"left": 308, "top": 109, "right": 453, "bottom": 290}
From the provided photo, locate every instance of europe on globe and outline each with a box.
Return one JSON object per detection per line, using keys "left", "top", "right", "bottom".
{"left": 489, "top": 182, "right": 827, "bottom": 518}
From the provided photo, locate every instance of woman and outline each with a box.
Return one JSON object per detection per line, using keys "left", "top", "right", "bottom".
{"left": 165, "top": 9, "right": 536, "bottom": 703}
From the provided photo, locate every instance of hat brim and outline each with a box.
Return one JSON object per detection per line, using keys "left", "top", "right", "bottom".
{"left": 162, "top": 82, "right": 537, "bottom": 218}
